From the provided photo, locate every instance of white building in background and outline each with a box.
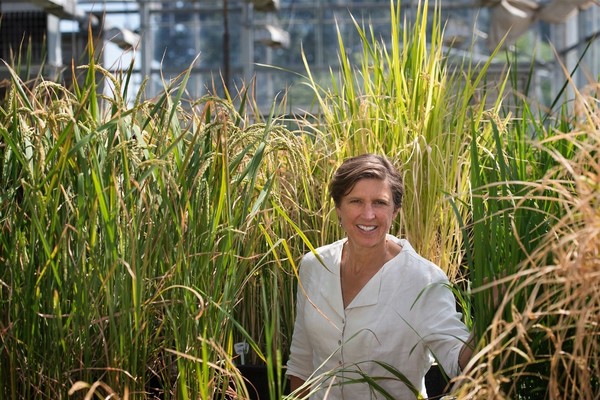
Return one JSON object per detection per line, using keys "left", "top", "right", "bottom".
{"left": 0, "top": 0, "right": 72, "bottom": 81}
{"left": 1, "top": 1, "right": 598, "bottom": 111}
{"left": 0, "top": 0, "right": 139, "bottom": 95}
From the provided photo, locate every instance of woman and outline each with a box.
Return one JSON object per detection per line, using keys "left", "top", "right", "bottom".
{"left": 286, "top": 154, "right": 473, "bottom": 399}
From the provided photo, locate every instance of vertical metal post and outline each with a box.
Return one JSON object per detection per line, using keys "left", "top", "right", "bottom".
{"left": 223, "top": 0, "right": 230, "bottom": 93}
{"left": 265, "top": 12, "right": 274, "bottom": 100}
{"left": 46, "top": 14, "right": 63, "bottom": 79}
{"left": 242, "top": 1, "right": 254, "bottom": 86}
{"left": 565, "top": 15, "right": 579, "bottom": 86}
{"left": 139, "top": 0, "right": 151, "bottom": 98}
{"left": 553, "top": 13, "right": 579, "bottom": 105}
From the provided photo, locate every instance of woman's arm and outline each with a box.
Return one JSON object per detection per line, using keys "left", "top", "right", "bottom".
{"left": 458, "top": 333, "right": 475, "bottom": 371}
{"left": 289, "top": 375, "right": 309, "bottom": 398}
{"left": 287, "top": 257, "right": 314, "bottom": 398}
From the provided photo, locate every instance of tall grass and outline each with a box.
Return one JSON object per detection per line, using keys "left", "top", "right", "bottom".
{"left": 2, "top": 1, "right": 599, "bottom": 399}
{"left": 294, "top": 0, "right": 505, "bottom": 279}
{"left": 453, "top": 65, "right": 600, "bottom": 398}
{"left": 0, "top": 45, "right": 305, "bottom": 398}
{"left": 286, "top": 1, "right": 599, "bottom": 397}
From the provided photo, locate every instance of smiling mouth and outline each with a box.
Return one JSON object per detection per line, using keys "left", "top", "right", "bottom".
{"left": 357, "top": 225, "right": 377, "bottom": 232}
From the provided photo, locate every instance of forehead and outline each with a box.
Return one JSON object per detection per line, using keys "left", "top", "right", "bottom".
{"left": 344, "top": 178, "right": 392, "bottom": 196}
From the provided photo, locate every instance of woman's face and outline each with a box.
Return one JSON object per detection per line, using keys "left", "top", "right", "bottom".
{"left": 336, "top": 178, "right": 399, "bottom": 250}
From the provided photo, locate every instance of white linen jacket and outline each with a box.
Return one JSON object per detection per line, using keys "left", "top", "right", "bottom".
{"left": 286, "top": 235, "right": 470, "bottom": 399}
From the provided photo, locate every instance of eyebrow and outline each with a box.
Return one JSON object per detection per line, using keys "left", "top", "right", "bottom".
{"left": 345, "top": 195, "right": 391, "bottom": 203}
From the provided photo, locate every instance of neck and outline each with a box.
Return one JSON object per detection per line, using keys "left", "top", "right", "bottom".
{"left": 342, "top": 239, "right": 394, "bottom": 275}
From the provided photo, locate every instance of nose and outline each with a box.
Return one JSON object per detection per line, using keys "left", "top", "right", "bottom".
{"left": 362, "top": 203, "right": 376, "bottom": 219}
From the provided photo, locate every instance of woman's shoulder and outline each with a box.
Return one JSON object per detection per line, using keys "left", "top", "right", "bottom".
{"left": 389, "top": 237, "right": 449, "bottom": 283}
{"left": 299, "top": 238, "right": 345, "bottom": 278}
{"left": 301, "top": 238, "right": 345, "bottom": 262}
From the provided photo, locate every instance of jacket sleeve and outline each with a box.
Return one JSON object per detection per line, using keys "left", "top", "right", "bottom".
{"left": 416, "top": 272, "right": 470, "bottom": 378}
{"left": 286, "top": 256, "right": 314, "bottom": 381}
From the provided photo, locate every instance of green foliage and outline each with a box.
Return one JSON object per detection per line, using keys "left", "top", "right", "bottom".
{"left": 1, "top": 1, "right": 599, "bottom": 399}
{"left": 453, "top": 62, "right": 600, "bottom": 400}
{"left": 0, "top": 52, "right": 304, "bottom": 398}
{"left": 294, "top": 0, "right": 507, "bottom": 280}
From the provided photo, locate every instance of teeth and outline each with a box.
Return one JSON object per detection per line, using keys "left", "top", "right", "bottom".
{"left": 358, "top": 225, "right": 376, "bottom": 231}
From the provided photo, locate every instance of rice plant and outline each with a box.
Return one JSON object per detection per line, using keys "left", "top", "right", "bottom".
{"left": 293, "top": 0, "right": 506, "bottom": 280}
{"left": 284, "top": 1, "right": 599, "bottom": 397}
{"left": 2, "top": 1, "right": 599, "bottom": 399}
{"left": 453, "top": 61, "right": 600, "bottom": 399}
{"left": 0, "top": 40, "right": 305, "bottom": 398}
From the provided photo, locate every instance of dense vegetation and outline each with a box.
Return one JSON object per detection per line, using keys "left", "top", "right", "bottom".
{"left": 1, "top": 1, "right": 598, "bottom": 399}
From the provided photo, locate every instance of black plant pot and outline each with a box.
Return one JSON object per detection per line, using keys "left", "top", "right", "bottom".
{"left": 238, "top": 365, "right": 290, "bottom": 400}
{"left": 425, "top": 363, "right": 451, "bottom": 398}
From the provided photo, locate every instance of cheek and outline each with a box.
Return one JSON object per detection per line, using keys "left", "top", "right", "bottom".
{"left": 337, "top": 205, "right": 357, "bottom": 218}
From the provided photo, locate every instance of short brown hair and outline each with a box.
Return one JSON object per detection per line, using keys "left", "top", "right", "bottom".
{"left": 329, "top": 154, "right": 404, "bottom": 211}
